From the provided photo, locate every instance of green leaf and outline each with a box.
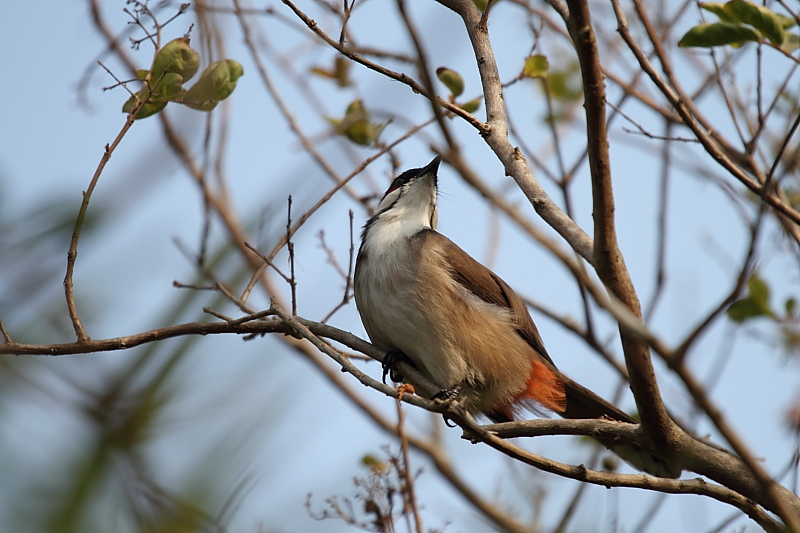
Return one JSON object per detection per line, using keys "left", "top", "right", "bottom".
{"left": 701, "top": 3, "right": 738, "bottom": 23}
{"left": 151, "top": 37, "right": 200, "bottom": 81}
{"left": 121, "top": 94, "right": 168, "bottom": 119}
{"left": 458, "top": 97, "right": 482, "bottom": 114}
{"left": 545, "top": 62, "right": 582, "bottom": 103}
{"left": 361, "top": 454, "right": 389, "bottom": 473}
{"left": 725, "top": 0, "right": 785, "bottom": 45}
{"left": 786, "top": 297, "right": 796, "bottom": 317}
{"left": 778, "top": 13, "right": 798, "bottom": 30}
{"left": 149, "top": 72, "right": 185, "bottom": 101}
{"left": 436, "top": 67, "right": 465, "bottom": 97}
{"left": 310, "top": 56, "right": 351, "bottom": 87}
{"left": 333, "top": 56, "right": 351, "bottom": 88}
{"left": 727, "top": 274, "right": 776, "bottom": 322}
{"left": 181, "top": 59, "right": 244, "bottom": 111}
{"left": 522, "top": 54, "right": 549, "bottom": 79}
{"left": 782, "top": 32, "right": 800, "bottom": 52}
{"left": 727, "top": 297, "right": 766, "bottom": 322}
{"left": 747, "top": 274, "right": 770, "bottom": 308}
{"left": 679, "top": 22, "right": 761, "bottom": 47}
{"left": 327, "top": 100, "right": 387, "bottom": 146}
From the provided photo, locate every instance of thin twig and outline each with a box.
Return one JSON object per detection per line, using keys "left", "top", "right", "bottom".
{"left": 238, "top": 118, "right": 436, "bottom": 303}
{"left": 64, "top": 98, "right": 147, "bottom": 341}
{"left": 396, "top": 384, "right": 424, "bottom": 533}
{"left": 319, "top": 211, "right": 356, "bottom": 324}
{"left": 282, "top": 0, "right": 486, "bottom": 133}
{"left": 286, "top": 196, "right": 298, "bottom": 316}
{"left": 0, "top": 319, "right": 14, "bottom": 344}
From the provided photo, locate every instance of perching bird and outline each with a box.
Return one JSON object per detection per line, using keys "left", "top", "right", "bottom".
{"left": 353, "top": 156, "right": 679, "bottom": 478}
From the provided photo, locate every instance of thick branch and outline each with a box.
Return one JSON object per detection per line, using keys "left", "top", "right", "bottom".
{"left": 437, "top": 0, "right": 595, "bottom": 263}
{"left": 564, "top": 0, "right": 678, "bottom": 462}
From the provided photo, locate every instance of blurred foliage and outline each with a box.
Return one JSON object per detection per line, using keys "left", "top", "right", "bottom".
{"left": 0, "top": 236, "right": 256, "bottom": 533}
{"left": 727, "top": 273, "right": 775, "bottom": 322}
{"left": 311, "top": 56, "right": 352, "bottom": 88}
{"left": 679, "top": 0, "right": 799, "bottom": 50}
{"left": 727, "top": 273, "right": 800, "bottom": 356}
{"left": 326, "top": 100, "right": 388, "bottom": 147}
{"left": 522, "top": 54, "right": 549, "bottom": 80}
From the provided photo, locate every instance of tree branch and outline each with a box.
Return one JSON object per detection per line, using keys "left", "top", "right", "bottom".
{"left": 564, "top": 0, "right": 679, "bottom": 467}
{"left": 437, "top": 0, "right": 596, "bottom": 263}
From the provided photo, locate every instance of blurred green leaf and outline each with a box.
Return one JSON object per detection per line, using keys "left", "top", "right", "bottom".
{"left": 361, "top": 454, "right": 389, "bottom": 473}
{"left": 545, "top": 61, "right": 582, "bottom": 103}
{"left": 748, "top": 275, "right": 770, "bottom": 308}
{"left": 311, "top": 56, "right": 351, "bottom": 88}
{"left": 150, "top": 72, "right": 186, "bottom": 101}
{"left": 725, "top": 0, "right": 785, "bottom": 44}
{"left": 459, "top": 97, "right": 482, "bottom": 114}
{"left": 783, "top": 33, "right": 800, "bottom": 52}
{"left": 326, "top": 100, "right": 387, "bottom": 146}
{"left": 678, "top": 22, "right": 761, "bottom": 48}
{"left": 436, "top": 67, "right": 465, "bottom": 97}
{"left": 786, "top": 297, "right": 796, "bottom": 317}
{"left": 182, "top": 59, "right": 245, "bottom": 111}
{"left": 689, "top": 1, "right": 795, "bottom": 48}
{"left": 727, "top": 297, "right": 767, "bottom": 322}
{"left": 522, "top": 54, "right": 549, "bottom": 79}
{"left": 701, "top": 3, "right": 739, "bottom": 23}
{"left": 727, "top": 273, "right": 775, "bottom": 322}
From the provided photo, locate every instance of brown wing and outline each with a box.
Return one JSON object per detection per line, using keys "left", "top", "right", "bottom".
{"left": 420, "top": 230, "right": 557, "bottom": 367}
{"left": 416, "top": 233, "right": 680, "bottom": 476}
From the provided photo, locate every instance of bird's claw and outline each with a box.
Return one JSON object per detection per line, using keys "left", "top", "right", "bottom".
{"left": 381, "top": 349, "right": 414, "bottom": 384}
{"left": 431, "top": 382, "right": 464, "bottom": 403}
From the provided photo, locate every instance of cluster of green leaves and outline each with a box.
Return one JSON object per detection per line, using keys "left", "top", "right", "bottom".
{"left": 727, "top": 273, "right": 779, "bottom": 322}
{"left": 325, "top": 100, "right": 388, "bottom": 146}
{"left": 123, "top": 37, "right": 244, "bottom": 119}
{"left": 679, "top": 0, "right": 799, "bottom": 50}
{"left": 727, "top": 273, "right": 800, "bottom": 355}
{"left": 311, "top": 54, "right": 386, "bottom": 146}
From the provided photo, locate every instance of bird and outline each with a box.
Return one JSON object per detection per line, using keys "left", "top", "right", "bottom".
{"left": 353, "top": 156, "right": 679, "bottom": 478}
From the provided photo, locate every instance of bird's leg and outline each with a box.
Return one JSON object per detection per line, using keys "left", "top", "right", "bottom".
{"left": 431, "top": 381, "right": 470, "bottom": 427}
{"left": 382, "top": 349, "right": 416, "bottom": 384}
{"left": 431, "top": 381, "right": 466, "bottom": 403}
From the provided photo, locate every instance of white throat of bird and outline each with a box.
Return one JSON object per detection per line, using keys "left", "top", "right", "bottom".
{"left": 361, "top": 158, "right": 440, "bottom": 253}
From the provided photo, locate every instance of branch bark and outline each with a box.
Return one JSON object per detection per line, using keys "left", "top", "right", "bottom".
{"left": 564, "top": 0, "right": 680, "bottom": 467}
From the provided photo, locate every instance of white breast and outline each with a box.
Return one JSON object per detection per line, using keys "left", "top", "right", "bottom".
{"left": 354, "top": 227, "right": 472, "bottom": 388}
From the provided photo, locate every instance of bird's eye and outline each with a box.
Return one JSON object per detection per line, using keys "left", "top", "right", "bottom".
{"left": 386, "top": 178, "right": 404, "bottom": 194}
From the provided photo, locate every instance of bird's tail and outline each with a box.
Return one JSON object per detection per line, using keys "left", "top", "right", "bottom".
{"left": 560, "top": 377, "right": 681, "bottom": 478}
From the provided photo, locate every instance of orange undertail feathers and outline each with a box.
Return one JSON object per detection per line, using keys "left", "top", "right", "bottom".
{"left": 499, "top": 360, "right": 567, "bottom": 420}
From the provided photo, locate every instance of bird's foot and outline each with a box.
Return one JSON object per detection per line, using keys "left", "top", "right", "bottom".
{"left": 431, "top": 381, "right": 465, "bottom": 403}
{"left": 431, "top": 382, "right": 467, "bottom": 427}
{"left": 382, "top": 349, "right": 416, "bottom": 384}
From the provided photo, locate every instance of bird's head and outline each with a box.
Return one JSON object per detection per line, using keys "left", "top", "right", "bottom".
{"left": 363, "top": 157, "right": 441, "bottom": 242}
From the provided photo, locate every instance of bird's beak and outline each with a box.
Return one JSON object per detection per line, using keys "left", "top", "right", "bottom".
{"left": 421, "top": 156, "right": 442, "bottom": 175}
